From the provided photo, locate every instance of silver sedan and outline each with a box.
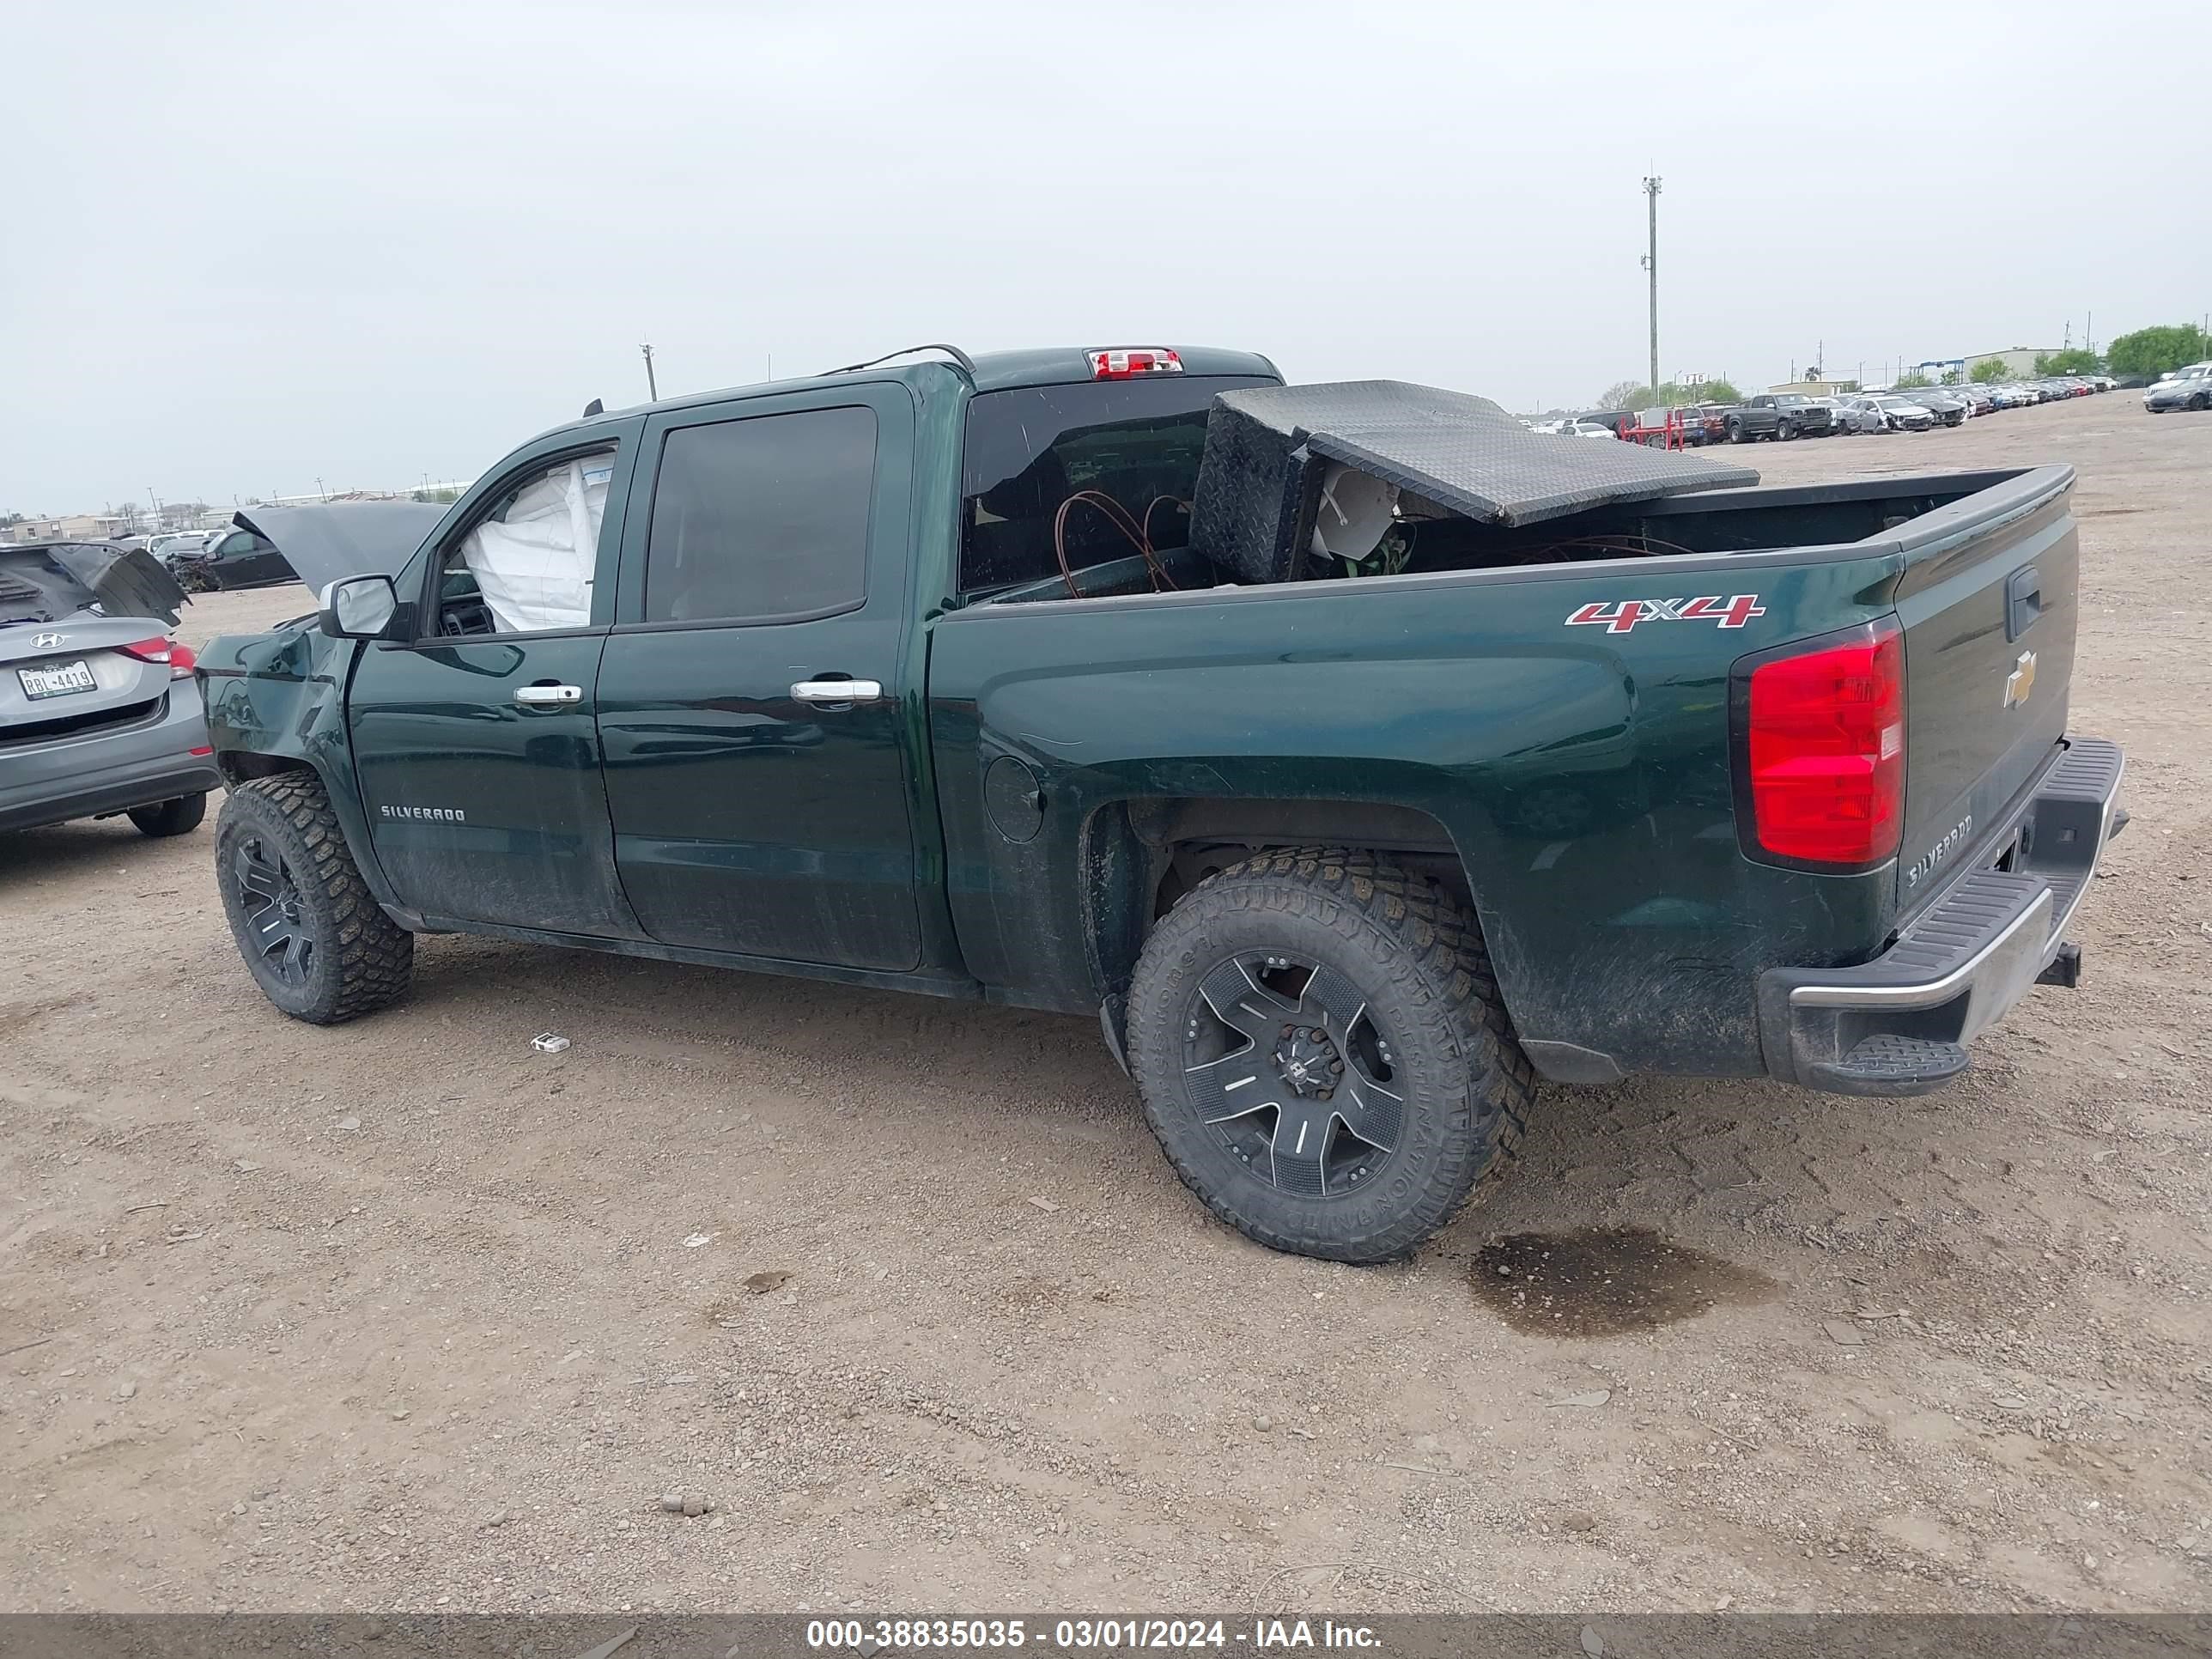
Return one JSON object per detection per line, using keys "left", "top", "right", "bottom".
{"left": 1, "top": 542, "right": 220, "bottom": 839}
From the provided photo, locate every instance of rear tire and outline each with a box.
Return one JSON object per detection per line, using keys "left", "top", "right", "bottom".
{"left": 128, "top": 793, "right": 206, "bottom": 837}
{"left": 1125, "top": 848, "right": 1535, "bottom": 1264}
{"left": 215, "top": 772, "right": 413, "bottom": 1024}
{"left": 2191, "top": 393, "right": 2209, "bottom": 412}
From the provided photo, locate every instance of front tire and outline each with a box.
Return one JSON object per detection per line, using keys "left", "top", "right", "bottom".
{"left": 1125, "top": 848, "right": 1534, "bottom": 1264}
{"left": 215, "top": 772, "right": 414, "bottom": 1024}
{"left": 128, "top": 793, "right": 205, "bottom": 837}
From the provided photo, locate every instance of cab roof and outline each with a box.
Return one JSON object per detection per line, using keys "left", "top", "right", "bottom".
{"left": 543, "top": 344, "right": 1280, "bottom": 442}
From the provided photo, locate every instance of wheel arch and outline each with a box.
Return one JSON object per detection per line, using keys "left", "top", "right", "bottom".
{"left": 212, "top": 744, "right": 404, "bottom": 915}
{"left": 1084, "top": 793, "right": 1517, "bottom": 1030}
{"left": 215, "top": 750, "right": 315, "bottom": 789}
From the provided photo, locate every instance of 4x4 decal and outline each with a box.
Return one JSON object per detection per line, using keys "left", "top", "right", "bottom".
{"left": 1565, "top": 594, "right": 1766, "bottom": 634}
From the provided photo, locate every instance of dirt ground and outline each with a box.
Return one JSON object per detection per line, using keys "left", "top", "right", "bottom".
{"left": 3, "top": 395, "right": 2208, "bottom": 1616}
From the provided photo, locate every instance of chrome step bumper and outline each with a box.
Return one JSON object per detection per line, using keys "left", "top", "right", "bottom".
{"left": 1759, "top": 735, "right": 2124, "bottom": 1097}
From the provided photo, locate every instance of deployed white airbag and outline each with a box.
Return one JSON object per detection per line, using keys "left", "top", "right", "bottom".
{"left": 460, "top": 459, "right": 609, "bottom": 631}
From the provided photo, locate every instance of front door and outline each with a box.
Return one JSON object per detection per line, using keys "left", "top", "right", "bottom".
{"left": 347, "top": 430, "right": 643, "bottom": 937}
{"left": 595, "top": 386, "right": 923, "bottom": 969}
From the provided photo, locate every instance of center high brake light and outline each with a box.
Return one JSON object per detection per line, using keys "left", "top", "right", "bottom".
{"left": 1741, "top": 618, "right": 1905, "bottom": 867}
{"left": 1088, "top": 348, "right": 1183, "bottom": 380}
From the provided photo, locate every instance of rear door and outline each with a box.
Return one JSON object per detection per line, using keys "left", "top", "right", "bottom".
{"left": 346, "top": 426, "right": 643, "bottom": 936}
{"left": 595, "top": 382, "right": 924, "bottom": 969}
{"left": 1892, "top": 470, "right": 2077, "bottom": 909}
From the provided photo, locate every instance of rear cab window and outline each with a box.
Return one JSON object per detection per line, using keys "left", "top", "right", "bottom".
{"left": 957, "top": 374, "right": 1273, "bottom": 598}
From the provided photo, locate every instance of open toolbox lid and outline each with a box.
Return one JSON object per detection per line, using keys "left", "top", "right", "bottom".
{"left": 1192, "top": 380, "right": 1760, "bottom": 584}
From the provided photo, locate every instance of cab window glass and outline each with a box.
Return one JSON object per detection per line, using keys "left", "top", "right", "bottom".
{"left": 957, "top": 374, "right": 1271, "bottom": 595}
{"left": 643, "top": 406, "right": 877, "bottom": 624}
{"left": 431, "top": 447, "right": 616, "bottom": 635}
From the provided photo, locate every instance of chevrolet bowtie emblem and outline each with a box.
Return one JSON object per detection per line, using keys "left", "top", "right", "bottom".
{"left": 2004, "top": 650, "right": 2038, "bottom": 708}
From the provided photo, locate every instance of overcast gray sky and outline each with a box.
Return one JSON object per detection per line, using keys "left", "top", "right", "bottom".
{"left": 5, "top": 0, "right": 2208, "bottom": 513}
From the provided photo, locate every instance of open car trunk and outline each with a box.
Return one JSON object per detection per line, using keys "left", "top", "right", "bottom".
{"left": 0, "top": 542, "right": 188, "bottom": 628}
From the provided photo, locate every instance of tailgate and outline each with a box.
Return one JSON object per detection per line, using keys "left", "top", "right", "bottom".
{"left": 1891, "top": 466, "right": 2077, "bottom": 911}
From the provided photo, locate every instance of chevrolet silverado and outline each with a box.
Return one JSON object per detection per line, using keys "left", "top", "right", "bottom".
{"left": 196, "top": 344, "right": 2123, "bottom": 1262}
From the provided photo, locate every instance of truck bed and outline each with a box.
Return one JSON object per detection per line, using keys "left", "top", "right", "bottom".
{"left": 940, "top": 465, "right": 2080, "bottom": 1086}
{"left": 978, "top": 469, "right": 2046, "bottom": 592}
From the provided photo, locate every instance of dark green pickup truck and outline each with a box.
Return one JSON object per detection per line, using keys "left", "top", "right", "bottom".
{"left": 198, "top": 344, "right": 2124, "bottom": 1261}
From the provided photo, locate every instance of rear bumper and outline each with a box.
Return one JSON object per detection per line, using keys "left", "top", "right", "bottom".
{"left": 0, "top": 752, "right": 222, "bottom": 833}
{"left": 0, "top": 682, "right": 221, "bottom": 834}
{"left": 1759, "top": 735, "right": 2124, "bottom": 1096}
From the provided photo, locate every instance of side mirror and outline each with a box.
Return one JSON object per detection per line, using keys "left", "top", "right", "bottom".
{"left": 319, "top": 574, "right": 400, "bottom": 640}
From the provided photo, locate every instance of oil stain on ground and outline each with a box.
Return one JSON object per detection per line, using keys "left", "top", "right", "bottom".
{"left": 1471, "top": 1226, "right": 1778, "bottom": 1336}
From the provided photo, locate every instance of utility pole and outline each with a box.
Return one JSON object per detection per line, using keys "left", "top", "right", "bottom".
{"left": 641, "top": 343, "right": 658, "bottom": 401}
{"left": 1640, "top": 176, "right": 1662, "bottom": 395}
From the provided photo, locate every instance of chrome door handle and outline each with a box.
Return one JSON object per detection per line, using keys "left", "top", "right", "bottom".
{"left": 514, "top": 684, "right": 582, "bottom": 707}
{"left": 790, "top": 678, "right": 883, "bottom": 703}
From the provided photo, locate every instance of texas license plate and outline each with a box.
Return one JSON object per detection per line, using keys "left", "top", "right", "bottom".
{"left": 18, "top": 659, "right": 99, "bottom": 699}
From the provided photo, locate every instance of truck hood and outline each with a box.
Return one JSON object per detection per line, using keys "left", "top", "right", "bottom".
{"left": 231, "top": 501, "right": 448, "bottom": 593}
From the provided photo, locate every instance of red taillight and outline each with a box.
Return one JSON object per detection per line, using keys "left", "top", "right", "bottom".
{"left": 118, "top": 636, "right": 197, "bottom": 678}
{"left": 1088, "top": 347, "right": 1183, "bottom": 380}
{"left": 1745, "top": 619, "right": 1905, "bottom": 866}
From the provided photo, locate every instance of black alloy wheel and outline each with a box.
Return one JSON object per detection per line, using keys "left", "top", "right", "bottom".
{"left": 214, "top": 771, "right": 414, "bottom": 1024}
{"left": 233, "top": 834, "right": 315, "bottom": 988}
{"left": 1179, "top": 950, "right": 1404, "bottom": 1199}
{"left": 1125, "top": 848, "right": 1534, "bottom": 1262}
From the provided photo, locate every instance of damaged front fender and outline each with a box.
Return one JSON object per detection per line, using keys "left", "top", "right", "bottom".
{"left": 198, "top": 623, "right": 402, "bottom": 914}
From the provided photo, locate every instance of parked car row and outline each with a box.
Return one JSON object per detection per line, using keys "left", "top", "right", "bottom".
{"left": 2143, "top": 362, "right": 2212, "bottom": 413}
{"left": 1608, "top": 373, "right": 2123, "bottom": 447}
